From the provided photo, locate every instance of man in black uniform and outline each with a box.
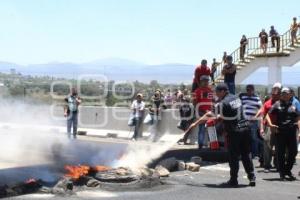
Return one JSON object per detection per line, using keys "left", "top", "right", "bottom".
{"left": 214, "top": 83, "right": 256, "bottom": 187}
{"left": 189, "top": 83, "right": 256, "bottom": 187}
{"left": 266, "top": 87, "right": 300, "bottom": 181}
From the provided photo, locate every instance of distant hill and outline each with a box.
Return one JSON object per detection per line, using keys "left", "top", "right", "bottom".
{"left": 0, "top": 58, "right": 300, "bottom": 85}
{"left": 0, "top": 58, "right": 195, "bottom": 84}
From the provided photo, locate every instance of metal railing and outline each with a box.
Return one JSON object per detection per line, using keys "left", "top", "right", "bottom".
{"left": 214, "top": 28, "right": 300, "bottom": 82}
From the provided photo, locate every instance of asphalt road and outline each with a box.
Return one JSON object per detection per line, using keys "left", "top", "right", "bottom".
{"left": 1, "top": 127, "right": 300, "bottom": 200}
{"left": 8, "top": 159, "right": 300, "bottom": 200}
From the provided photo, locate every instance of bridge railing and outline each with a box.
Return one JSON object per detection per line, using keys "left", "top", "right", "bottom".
{"left": 214, "top": 28, "right": 300, "bottom": 82}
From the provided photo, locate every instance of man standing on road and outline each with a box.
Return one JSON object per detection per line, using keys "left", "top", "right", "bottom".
{"left": 266, "top": 87, "right": 300, "bottom": 181}
{"left": 239, "top": 85, "right": 262, "bottom": 160}
{"left": 193, "top": 75, "right": 214, "bottom": 149}
{"left": 258, "top": 85, "right": 281, "bottom": 172}
{"left": 130, "top": 93, "right": 145, "bottom": 141}
{"left": 189, "top": 83, "right": 256, "bottom": 187}
{"left": 64, "top": 88, "right": 81, "bottom": 139}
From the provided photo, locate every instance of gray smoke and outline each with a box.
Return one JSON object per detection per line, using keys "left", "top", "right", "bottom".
{"left": 0, "top": 99, "right": 124, "bottom": 184}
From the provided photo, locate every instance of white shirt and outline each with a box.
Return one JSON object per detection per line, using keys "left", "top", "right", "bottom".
{"left": 131, "top": 100, "right": 145, "bottom": 118}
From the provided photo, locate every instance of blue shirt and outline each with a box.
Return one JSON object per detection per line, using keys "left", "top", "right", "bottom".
{"left": 292, "top": 96, "right": 300, "bottom": 114}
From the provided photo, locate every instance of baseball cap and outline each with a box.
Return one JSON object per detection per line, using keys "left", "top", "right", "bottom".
{"left": 200, "top": 75, "right": 210, "bottom": 81}
{"left": 272, "top": 82, "right": 282, "bottom": 89}
{"left": 281, "top": 87, "right": 291, "bottom": 94}
{"left": 215, "top": 83, "right": 229, "bottom": 91}
{"left": 136, "top": 93, "right": 143, "bottom": 98}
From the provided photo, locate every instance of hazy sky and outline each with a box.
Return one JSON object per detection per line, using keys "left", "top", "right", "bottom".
{"left": 0, "top": 0, "right": 299, "bottom": 65}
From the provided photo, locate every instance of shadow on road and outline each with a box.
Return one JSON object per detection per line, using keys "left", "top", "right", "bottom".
{"left": 203, "top": 183, "right": 248, "bottom": 188}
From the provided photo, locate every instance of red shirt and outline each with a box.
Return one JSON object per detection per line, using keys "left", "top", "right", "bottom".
{"left": 193, "top": 86, "right": 214, "bottom": 113}
{"left": 262, "top": 99, "right": 277, "bottom": 124}
{"left": 193, "top": 65, "right": 211, "bottom": 83}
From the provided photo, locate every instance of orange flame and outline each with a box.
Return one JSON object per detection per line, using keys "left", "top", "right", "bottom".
{"left": 64, "top": 165, "right": 111, "bottom": 179}
{"left": 64, "top": 165, "right": 90, "bottom": 179}
{"left": 93, "top": 165, "right": 111, "bottom": 172}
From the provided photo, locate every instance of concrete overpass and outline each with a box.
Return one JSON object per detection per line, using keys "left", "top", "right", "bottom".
{"left": 215, "top": 28, "right": 300, "bottom": 87}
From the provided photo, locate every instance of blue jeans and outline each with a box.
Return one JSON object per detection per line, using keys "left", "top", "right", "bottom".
{"left": 249, "top": 121, "right": 261, "bottom": 157}
{"left": 225, "top": 81, "right": 235, "bottom": 95}
{"left": 198, "top": 124, "right": 206, "bottom": 148}
{"left": 67, "top": 112, "right": 78, "bottom": 139}
{"left": 133, "top": 117, "right": 143, "bottom": 140}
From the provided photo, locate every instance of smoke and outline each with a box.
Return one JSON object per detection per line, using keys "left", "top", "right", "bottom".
{"left": 113, "top": 134, "right": 183, "bottom": 170}
{"left": 0, "top": 99, "right": 68, "bottom": 183}
{"left": 0, "top": 99, "right": 132, "bottom": 184}
{"left": 0, "top": 99, "right": 184, "bottom": 185}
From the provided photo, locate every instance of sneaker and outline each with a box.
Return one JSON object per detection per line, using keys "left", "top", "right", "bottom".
{"left": 263, "top": 168, "right": 270, "bottom": 173}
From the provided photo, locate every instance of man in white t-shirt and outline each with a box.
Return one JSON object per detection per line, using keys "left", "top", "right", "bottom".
{"left": 131, "top": 93, "right": 145, "bottom": 140}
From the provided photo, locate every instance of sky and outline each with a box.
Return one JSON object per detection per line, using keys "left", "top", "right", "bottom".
{"left": 0, "top": 0, "right": 299, "bottom": 65}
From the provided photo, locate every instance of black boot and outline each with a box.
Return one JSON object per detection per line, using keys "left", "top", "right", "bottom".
{"left": 220, "top": 179, "right": 238, "bottom": 187}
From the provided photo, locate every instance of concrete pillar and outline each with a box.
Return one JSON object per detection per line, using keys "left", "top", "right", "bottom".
{"left": 267, "top": 57, "right": 282, "bottom": 90}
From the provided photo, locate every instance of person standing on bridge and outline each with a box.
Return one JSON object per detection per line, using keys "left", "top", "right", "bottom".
{"left": 290, "top": 17, "right": 299, "bottom": 46}
{"left": 259, "top": 29, "right": 268, "bottom": 54}
{"left": 266, "top": 87, "right": 300, "bottom": 181}
{"left": 222, "top": 51, "right": 227, "bottom": 64}
{"left": 64, "top": 88, "right": 81, "bottom": 139}
{"left": 240, "top": 35, "right": 248, "bottom": 61}
{"left": 210, "top": 58, "right": 218, "bottom": 85}
{"left": 269, "top": 26, "right": 280, "bottom": 52}
{"left": 222, "top": 55, "right": 236, "bottom": 95}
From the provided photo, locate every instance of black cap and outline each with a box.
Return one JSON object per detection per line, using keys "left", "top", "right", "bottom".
{"left": 215, "top": 83, "right": 229, "bottom": 91}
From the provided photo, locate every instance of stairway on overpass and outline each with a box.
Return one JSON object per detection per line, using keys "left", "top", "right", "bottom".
{"left": 214, "top": 28, "right": 300, "bottom": 86}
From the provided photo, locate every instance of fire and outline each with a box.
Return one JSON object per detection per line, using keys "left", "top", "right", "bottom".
{"left": 64, "top": 165, "right": 111, "bottom": 179}
{"left": 65, "top": 165, "right": 90, "bottom": 179}
{"left": 94, "top": 165, "right": 111, "bottom": 172}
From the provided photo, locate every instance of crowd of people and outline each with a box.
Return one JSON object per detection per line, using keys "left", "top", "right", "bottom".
{"left": 61, "top": 17, "right": 300, "bottom": 188}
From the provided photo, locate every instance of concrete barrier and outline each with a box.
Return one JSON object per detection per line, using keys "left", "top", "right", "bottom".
{"left": 0, "top": 104, "right": 199, "bottom": 142}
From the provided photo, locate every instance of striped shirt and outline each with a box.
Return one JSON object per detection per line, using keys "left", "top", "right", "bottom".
{"left": 239, "top": 93, "right": 262, "bottom": 120}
